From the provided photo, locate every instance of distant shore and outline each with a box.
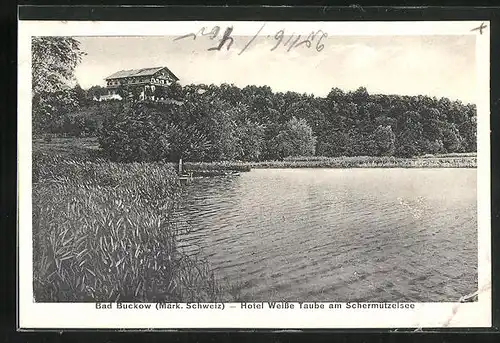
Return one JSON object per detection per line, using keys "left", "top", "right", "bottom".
{"left": 184, "top": 154, "right": 476, "bottom": 171}
{"left": 34, "top": 137, "right": 477, "bottom": 169}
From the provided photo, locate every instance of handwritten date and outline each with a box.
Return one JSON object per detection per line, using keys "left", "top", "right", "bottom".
{"left": 174, "top": 25, "right": 328, "bottom": 54}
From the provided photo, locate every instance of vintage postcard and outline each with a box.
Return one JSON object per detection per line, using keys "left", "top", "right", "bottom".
{"left": 18, "top": 20, "right": 491, "bottom": 329}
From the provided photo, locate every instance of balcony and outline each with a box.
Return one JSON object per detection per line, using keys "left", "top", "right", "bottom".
{"left": 106, "top": 78, "right": 171, "bottom": 88}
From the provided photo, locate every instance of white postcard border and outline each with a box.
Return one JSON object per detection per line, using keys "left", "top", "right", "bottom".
{"left": 18, "top": 20, "right": 491, "bottom": 329}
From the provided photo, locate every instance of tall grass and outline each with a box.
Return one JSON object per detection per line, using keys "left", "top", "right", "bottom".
{"left": 33, "top": 153, "right": 225, "bottom": 302}
{"left": 183, "top": 161, "right": 251, "bottom": 172}
{"left": 420, "top": 152, "right": 477, "bottom": 158}
{"left": 185, "top": 155, "right": 476, "bottom": 170}
{"left": 33, "top": 137, "right": 102, "bottom": 161}
{"left": 191, "top": 156, "right": 477, "bottom": 169}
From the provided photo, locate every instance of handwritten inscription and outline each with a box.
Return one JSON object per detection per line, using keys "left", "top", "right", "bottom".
{"left": 471, "top": 22, "right": 487, "bottom": 35}
{"left": 174, "top": 25, "right": 328, "bottom": 54}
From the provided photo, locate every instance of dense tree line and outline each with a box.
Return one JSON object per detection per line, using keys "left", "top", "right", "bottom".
{"left": 97, "top": 82, "right": 476, "bottom": 161}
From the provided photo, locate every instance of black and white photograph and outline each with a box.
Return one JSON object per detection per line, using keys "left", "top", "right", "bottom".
{"left": 18, "top": 20, "right": 491, "bottom": 329}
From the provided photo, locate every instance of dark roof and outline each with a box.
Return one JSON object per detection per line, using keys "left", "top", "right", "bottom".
{"left": 105, "top": 66, "right": 179, "bottom": 81}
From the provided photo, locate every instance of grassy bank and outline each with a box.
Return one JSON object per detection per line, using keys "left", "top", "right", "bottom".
{"left": 185, "top": 155, "right": 477, "bottom": 170}
{"left": 33, "top": 152, "right": 230, "bottom": 302}
{"left": 33, "top": 136, "right": 102, "bottom": 161}
{"left": 183, "top": 162, "right": 251, "bottom": 173}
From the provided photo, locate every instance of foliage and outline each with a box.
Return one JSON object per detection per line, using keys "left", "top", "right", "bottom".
{"left": 94, "top": 82, "right": 477, "bottom": 161}
{"left": 373, "top": 125, "right": 396, "bottom": 156}
{"left": 235, "top": 120, "right": 266, "bottom": 161}
{"left": 87, "top": 85, "right": 109, "bottom": 99}
{"left": 32, "top": 90, "right": 80, "bottom": 134}
{"left": 32, "top": 37, "right": 85, "bottom": 95}
{"left": 237, "top": 154, "right": 477, "bottom": 169}
{"left": 33, "top": 153, "right": 225, "bottom": 302}
{"left": 54, "top": 80, "right": 478, "bottom": 161}
{"left": 268, "top": 117, "right": 317, "bottom": 159}
{"left": 32, "top": 37, "right": 86, "bottom": 134}
{"left": 98, "top": 101, "right": 213, "bottom": 162}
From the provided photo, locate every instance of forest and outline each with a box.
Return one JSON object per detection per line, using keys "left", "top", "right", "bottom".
{"left": 34, "top": 81, "right": 477, "bottom": 162}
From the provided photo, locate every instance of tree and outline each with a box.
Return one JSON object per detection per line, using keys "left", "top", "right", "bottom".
{"left": 316, "top": 129, "right": 350, "bottom": 157}
{"left": 167, "top": 82, "right": 184, "bottom": 100}
{"left": 420, "top": 107, "right": 444, "bottom": 141}
{"left": 72, "top": 84, "right": 88, "bottom": 106}
{"left": 282, "top": 101, "right": 325, "bottom": 135}
{"left": 32, "top": 90, "right": 80, "bottom": 134}
{"left": 351, "top": 86, "right": 369, "bottom": 105}
{"left": 373, "top": 125, "right": 396, "bottom": 156}
{"left": 442, "top": 123, "right": 463, "bottom": 153}
{"left": 218, "top": 83, "right": 245, "bottom": 105}
{"left": 269, "top": 117, "right": 317, "bottom": 159}
{"left": 99, "top": 102, "right": 212, "bottom": 162}
{"left": 32, "top": 37, "right": 86, "bottom": 134}
{"left": 87, "top": 85, "right": 108, "bottom": 99}
{"left": 458, "top": 104, "right": 477, "bottom": 152}
{"left": 161, "top": 122, "right": 212, "bottom": 161}
{"left": 326, "top": 87, "right": 345, "bottom": 104}
{"left": 116, "top": 84, "right": 144, "bottom": 102}
{"left": 235, "top": 120, "right": 265, "bottom": 161}
{"left": 32, "top": 37, "right": 85, "bottom": 95}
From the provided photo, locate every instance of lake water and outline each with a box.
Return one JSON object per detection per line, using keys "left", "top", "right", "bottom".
{"left": 177, "top": 168, "right": 477, "bottom": 302}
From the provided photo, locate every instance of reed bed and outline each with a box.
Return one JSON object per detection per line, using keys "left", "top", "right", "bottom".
{"left": 183, "top": 161, "right": 251, "bottom": 172}
{"left": 420, "top": 152, "right": 477, "bottom": 158}
{"left": 355, "top": 157, "right": 477, "bottom": 168}
{"left": 283, "top": 155, "right": 349, "bottom": 162}
{"left": 33, "top": 137, "right": 102, "bottom": 161}
{"left": 192, "top": 155, "right": 476, "bottom": 169}
{"left": 33, "top": 153, "right": 225, "bottom": 302}
{"left": 249, "top": 158, "right": 475, "bottom": 168}
{"left": 187, "top": 170, "right": 242, "bottom": 177}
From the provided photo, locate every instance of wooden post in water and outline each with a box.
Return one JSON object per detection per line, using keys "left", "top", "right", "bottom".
{"left": 178, "top": 158, "right": 183, "bottom": 175}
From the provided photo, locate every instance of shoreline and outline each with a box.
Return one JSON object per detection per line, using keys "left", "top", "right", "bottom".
{"left": 33, "top": 137, "right": 478, "bottom": 170}
{"left": 183, "top": 156, "right": 477, "bottom": 172}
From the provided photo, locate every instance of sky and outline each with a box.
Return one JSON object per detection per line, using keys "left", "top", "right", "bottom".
{"left": 73, "top": 34, "right": 476, "bottom": 103}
